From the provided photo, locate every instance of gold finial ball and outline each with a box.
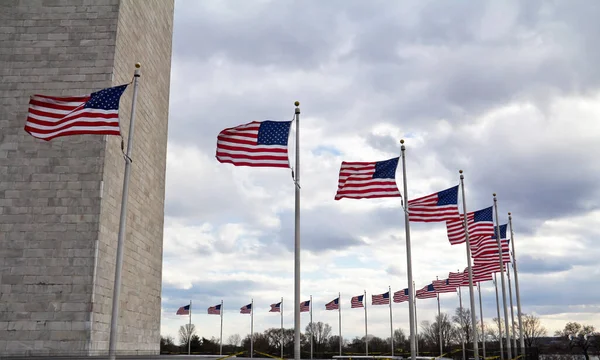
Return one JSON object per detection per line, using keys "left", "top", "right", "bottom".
{"left": 135, "top": 62, "right": 141, "bottom": 68}
{"left": 493, "top": 192, "right": 496, "bottom": 196}
{"left": 294, "top": 101, "right": 300, "bottom": 106}
{"left": 459, "top": 169, "right": 463, "bottom": 174}
{"left": 400, "top": 139, "right": 404, "bottom": 144}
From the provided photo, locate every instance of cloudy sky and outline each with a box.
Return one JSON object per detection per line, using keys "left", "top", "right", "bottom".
{"left": 159, "top": 0, "right": 600, "bottom": 344}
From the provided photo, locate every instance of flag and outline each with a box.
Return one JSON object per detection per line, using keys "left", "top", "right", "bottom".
{"left": 300, "top": 300, "right": 310, "bottom": 312}
{"left": 416, "top": 284, "right": 437, "bottom": 299}
{"left": 24, "top": 84, "right": 128, "bottom": 141}
{"left": 208, "top": 304, "right": 221, "bottom": 315}
{"left": 408, "top": 185, "right": 460, "bottom": 222}
{"left": 325, "top": 298, "right": 339, "bottom": 310}
{"left": 176, "top": 304, "right": 190, "bottom": 315}
{"left": 269, "top": 302, "right": 281, "bottom": 313}
{"left": 351, "top": 295, "right": 364, "bottom": 308}
{"left": 240, "top": 303, "right": 252, "bottom": 314}
{"left": 459, "top": 267, "right": 494, "bottom": 286}
{"left": 432, "top": 279, "right": 457, "bottom": 293}
{"left": 334, "top": 157, "right": 401, "bottom": 200}
{"left": 445, "top": 206, "right": 494, "bottom": 245}
{"left": 371, "top": 291, "right": 390, "bottom": 305}
{"left": 447, "top": 272, "right": 463, "bottom": 287}
{"left": 215, "top": 120, "right": 292, "bottom": 168}
{"left": 393, "top": 288, "right": 409, "bottom": 303}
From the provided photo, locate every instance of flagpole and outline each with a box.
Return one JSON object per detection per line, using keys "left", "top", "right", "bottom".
{"left": 493, "top": 194, "right": 512, "bottom": 360}
{"left": 414, "top": 287, "right": 418, "bottom": 356}
{"left": 281, "top": 297, "right": 284, "bottom": 360}
{"left": 494, "top": 274, "right": 504, "bottom": 360}
{"left": 188, "top": 299, "right": 192, "bottom": 355}
{"left": 339, "top": 292, "right": 342, "bottom": 356}
{"left": 310, "top": 295, "right": 313, "bottom": 360}
{"left": 436, "top": 278, "right": 442, "bottom": 357}
{"left": 293, "top": 101, "right": 301, "bottom": 360}
{"left": 251, "top": 298, "right": 254, "bottom": 359}
{"left": 364, "top": 290, "right": 368, "bottom": 356}
{"left": 108, "top": 62, "right": 141, "bottom": 360}
{"left": 220, "top": 300, "right": 224, "bottom": 356}
{"left": 508, "top": 212, "right": 526, "bottom": 354}
{"left": 507, "top": 264, "right": 517, "bottom": 351}
{"left": 389, "top": 286, "right": 394, "bottom": 357}
{"left": 458, "top": 280, "right": 465, "bottom": 360}
{"left": 459, "top": 170, "right": 480, "bottom": 360}
{"left": 478, "top": 282, "right": 486, "bottom": 359}
{"left": 400, "top": 139, "right": 416, "bottom": 360}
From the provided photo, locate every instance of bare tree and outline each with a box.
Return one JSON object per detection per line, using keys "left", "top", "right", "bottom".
{"left": 453, "top": 307, "right": 476, "bottom": 345}
{"left": 420, "top": 313, "right": 455, "bottom": 353}
{"left": 488, "top": 318, "right": 504, "bottom": 342}
{"left": 305, "top": 321, "right": 332, "bottom": 352}
{"left": 178, "top": 323, "right": 196, "bottom": 347}
{"left": 228, "top": 333, "right": 242, "bottom": 347}
{"left": 555, "top": 322, "right": 598, "bottom": 360}
{"left": 518, "top": 314, "right": 547, "bottom": 347}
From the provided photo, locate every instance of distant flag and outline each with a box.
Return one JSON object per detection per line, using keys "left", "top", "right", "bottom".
{"left": 408, "top": 185, "right": 460, "bottom": 222}
{"left": 176, "top": 304, "right": 190, "bottom": 315}
{"left": 240, "top": 303, "right": 252, "bottom": 314}
{"left": 459, "top": 267, "right": 494, "bottom": 286}
{"left": 334, "top": 157, "right": 401, "bottom": 200}
{"left": 416, "top": 284, "right": 437, "bottom": 299}
{"left": 300, "top": 300, "right": 311, "bottom": 312}
{"left": 445, "top": 206, "right": 494, "bottom": 245}
{"left": 448, "top": 272, "right": 463, "bottom": 287}
{"left": 432, "top": 279, "right": 457, "bottom": 293}
{"left": 24, "top": 84, "right": 128, "bottom": 141}
{"left": 208, "top": 304, "right": 221, "bottom": 315}
{"left": 371, "top": 291, "right": 390, "bottom": 305}
{"left": 215, "top": 120, "right": 292, "bottom": 168}
{"left": 351, "top": 295, "right": 364, "bottom": 308}
{"left": 269, "top": 302, "right": 281, "bottom": 313}
{"left": 393, "top": 288, "right": 409, "bottom": 303}
{"left": 325, "top": 297, "right": 339, "bottom": 310}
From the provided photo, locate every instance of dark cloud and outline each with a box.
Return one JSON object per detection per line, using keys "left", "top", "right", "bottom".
{"left": 518, "top": 255, "right": 573, "bottom": 274}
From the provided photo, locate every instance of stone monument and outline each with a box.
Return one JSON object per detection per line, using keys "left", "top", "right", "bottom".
{"left": 0, "top": 0, "right": 174, "bottom": 355}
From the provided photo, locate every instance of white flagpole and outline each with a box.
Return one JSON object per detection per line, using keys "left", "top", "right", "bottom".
{"left": 478, "top": 283, "right": 486, "bottom": 359}
{"left": 281, "top": 297, "right": 284, "bottom": 360}
{"left": 188, "top": 300, "right": 192, "bottom": 355}
{"left": 293, "top": 101, "right": 301, "bottom": 360}
{"left": 494, "top": 274, "right": 504, "bottom": 360}
{"left": 364, "top": 290, "right": 368, "bottom": 356}
{"left": 414, "top": 286, "right": 418, "bottom": 356}
{"left": 400, "top": 139, "right": 416, "bottom": 360}
{"left": 508, "top": 212, "right": 526, "bottom": 354}
{"left": 310, "top": 295, "right": 313, "bottom": 360}
{"left": 220, "top": 300, "right": 224, "bottom": 356}
{"left": 339, "top": 293, "right": 342, "bottom": 356}
{"left": 108, "top": 62, "right": 141, "bottom": 360}
{"left": 389, "top": 286, "right": 394, "bottom": 357}
{"left": 459, "top": 170, "right": 480, "bottom": 360}
{"left": 493, "top": 194, "right": 512, "bottom": 360}
{"left": 251, "top": 299, "right": 254, "bottom": 359}
{"left": 507, "top": 264, "right": 517, "bottom": 351}
{"left": 458, "top": 280, "right": 465, "bottom": 360}
{"left": 436, "top": 278, "right": 442, "bottom": 357}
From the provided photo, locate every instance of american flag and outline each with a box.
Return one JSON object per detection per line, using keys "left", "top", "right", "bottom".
{"left": 416, "top": 284, "right": 437, "bottom": 299}
{"left": 300, "top": 300, "right": 310, "bottom": 312}
{"left": 447, "top": 272, "right": 463, "bottom": 287}
{"left": 334, "top": 157, "right": 401, "bottom": 200}
{"left": 351, "top": 295, "right": 364, "bottom": 308}
{"left": 325, "top": 298, "right": 339, "bottom": 310}
{"left": 393, "top": 288, "right": 409, "bottom": 303}
{"left": 208, "top": 304, "right": 221, "bottom": 315}
{"left": 472, "top": 263, "right": 506, "bottom": 278}
{"left": 240, "top": 303, "right": 252, "bottom": 314}
{"left": 24, "top": 84, "right": 128, "bottom": 141}
{"left": 371, "top": 291, "right": 390, "bottom": 305}
{"left": 216, "top": 120, "right": 292, "bottom": 168}
{"left": 432, "top": 279, "right": 457, "bottom": 293}
{"left": 269, "top": 302, "right": 281, "bottom": 313}
{"left": 459, "top": 267, "right": 494, "bottom": 285}
{"left": 176, "top": 304, "right": 190, "bottom": 315}
{"left": 408, "top": 185, "right": 460, "bottom": 222}
{"left": 472, "top": 224, "right": 511, "bottom": 264}
{"left": 445, "top": 206, "right": 494, "bottom": 245}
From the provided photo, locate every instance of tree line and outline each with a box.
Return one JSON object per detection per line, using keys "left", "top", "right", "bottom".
{"left": 161, "top": 307, "right": 598, "bottom": 359}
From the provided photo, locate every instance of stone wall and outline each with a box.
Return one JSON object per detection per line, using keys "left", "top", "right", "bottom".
{"left": 0, "top": 0, "right": 173, "bottom": 355}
